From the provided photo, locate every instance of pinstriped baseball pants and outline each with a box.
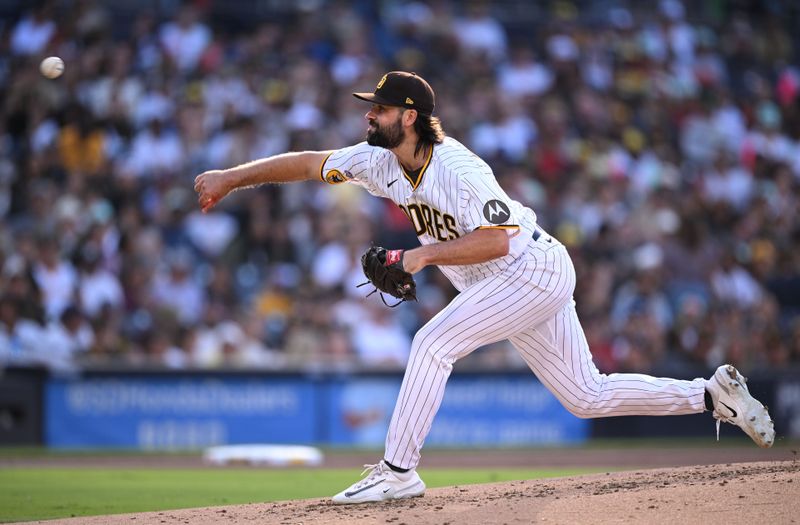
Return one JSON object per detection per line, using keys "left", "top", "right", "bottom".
{"left": 384, "top": 240, "right": 707, "bottom": 470}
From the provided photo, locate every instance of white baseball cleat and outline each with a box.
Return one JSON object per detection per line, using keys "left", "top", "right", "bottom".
{"left": 331, "top": 460, "right": 426, "bottom": 504}
{"left": 706, "top": 364, "right": 775, "bottom": 448}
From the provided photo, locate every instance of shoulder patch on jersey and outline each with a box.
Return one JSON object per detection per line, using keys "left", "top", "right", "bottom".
{"left": 324, "top": 169, "right": 347, "bottom": 184}
{"left": 483, "top": 200, "right": 511, "bottom": 224}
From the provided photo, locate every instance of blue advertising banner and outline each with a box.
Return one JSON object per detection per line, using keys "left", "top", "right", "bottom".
{"left": 325, "top": 375, "right": 587, "bottom": 446}
{"left": 45, "top": 376, "right": 315, "bottom": 449}
{"left": 325, "top": 377, "right": 404, "bottom": 446}
{"left": 428, "top": 377, "right": 588, "bottom": 445}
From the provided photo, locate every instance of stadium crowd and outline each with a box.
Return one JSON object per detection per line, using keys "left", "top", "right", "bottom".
{"left": 0, "top": 0, "right": 798, "bottom": 374}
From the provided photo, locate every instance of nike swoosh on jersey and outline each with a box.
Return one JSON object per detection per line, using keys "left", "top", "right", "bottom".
{"left": 387, "top": 179, "right": 398, "bottom": 188}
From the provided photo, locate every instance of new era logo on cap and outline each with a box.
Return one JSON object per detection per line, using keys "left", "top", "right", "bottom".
{"left": 353, "top": 71, "right": 435, "bottom": 115}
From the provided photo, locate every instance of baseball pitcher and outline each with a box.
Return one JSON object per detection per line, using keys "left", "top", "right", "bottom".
{"left": 194, "top": 71, "right": 775, "bottom": 504}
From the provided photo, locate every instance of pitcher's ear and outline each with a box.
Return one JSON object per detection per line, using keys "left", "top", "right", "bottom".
{"left": 403, "top": 108, "right": 418, "bottom": 127}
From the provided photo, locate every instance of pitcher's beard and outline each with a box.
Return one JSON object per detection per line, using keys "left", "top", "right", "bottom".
{"left": 367, "top": 119, "right": 404, "bottom": 149}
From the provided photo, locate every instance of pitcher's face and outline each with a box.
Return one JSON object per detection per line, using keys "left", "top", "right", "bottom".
{"left": 366, "top": 105, "right": 405, "bottom": 149}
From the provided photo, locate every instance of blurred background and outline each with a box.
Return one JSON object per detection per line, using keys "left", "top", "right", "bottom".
{"left": 0, "top": 0, "right": 799, "bottom": 450}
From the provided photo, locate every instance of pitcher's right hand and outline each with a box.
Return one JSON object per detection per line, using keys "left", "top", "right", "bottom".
{"left": 194, "top": 170, "right": 230, "bottom": 213}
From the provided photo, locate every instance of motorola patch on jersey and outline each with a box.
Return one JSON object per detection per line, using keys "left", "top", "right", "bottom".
{"left": 483, "top": 200, "right": 511, "bottom": 224}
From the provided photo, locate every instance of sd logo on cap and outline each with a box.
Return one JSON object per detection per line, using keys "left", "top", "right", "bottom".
{"left": 354, "top": 71, "right": 435, "bottom": 116}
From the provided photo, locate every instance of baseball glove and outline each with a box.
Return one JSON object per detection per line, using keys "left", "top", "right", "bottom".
{"left": 359, "top": 246, "right": 417, "bottom": 306}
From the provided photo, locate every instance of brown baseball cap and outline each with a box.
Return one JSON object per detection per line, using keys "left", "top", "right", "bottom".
{"left": 353, "top": 71, "right": 435, "bottom": 116}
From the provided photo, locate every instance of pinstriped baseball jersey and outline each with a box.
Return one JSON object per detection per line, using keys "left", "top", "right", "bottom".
{"left": 321, "top": 137, "right": 541, "bottom": 290}
{"left": 320, "top": 135, "right": 708, "bottom": 473}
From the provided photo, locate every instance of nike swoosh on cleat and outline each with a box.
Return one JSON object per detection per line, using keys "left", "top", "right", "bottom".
{"left": 720, "top": 401, "right": 737, "bottom": 418}
{"left": 387, "top": 179, "right": 398, "bottom": 188}
{"left": 383, "top": 488, "right": 390, "bottom": 493}
{"left": 344, "top": 479, "right": 385, "bottom": 497}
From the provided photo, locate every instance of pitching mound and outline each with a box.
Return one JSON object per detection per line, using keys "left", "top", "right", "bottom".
{"left": 25, "top": 460, "right": 798, "bottom": 525}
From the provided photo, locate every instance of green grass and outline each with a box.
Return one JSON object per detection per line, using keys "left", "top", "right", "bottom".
{"left": 0, "top": 467, "right": 602, "bottom": 523}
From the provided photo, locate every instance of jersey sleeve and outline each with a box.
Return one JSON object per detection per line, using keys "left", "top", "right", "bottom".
{"left": 319, "top": 142, "right": 387, "bottom": 197}
{"left": 458, "top": 175, "right": 521, "bottom": 235}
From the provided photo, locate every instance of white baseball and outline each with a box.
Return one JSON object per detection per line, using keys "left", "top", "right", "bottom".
{"left": 40, "top": 56, "right": 64, "bottom": 79}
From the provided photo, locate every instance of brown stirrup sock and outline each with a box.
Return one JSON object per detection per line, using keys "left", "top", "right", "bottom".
{"left": 704, "top": 390, "right": 714, "bottom": 411}
{"left": 384, "top": 460, "right": 410, "bottom": 473}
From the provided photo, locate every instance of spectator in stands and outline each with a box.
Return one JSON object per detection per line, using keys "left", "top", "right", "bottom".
{"left": 77, "top": 246, "right": 124, "bottom": 319}
{"left": 44, "top": 305, "right": 94, "bottom": 366}
{"left": 32, "top": 236, "right": 77, "bottom": 323}
{"left": 611, "top": 244, "right": 673, "bottom": 333}
{"left": 150, "top": 249, "right": 205, "bottom": 327}
{"left": 158, "top": 5, "right": 212, "bottom": 74}
{"left": 122, "top": 116, "right": 184, "bottom": 180}
{"left": 351, "top": 306, "right": 412, "bottom": 368}
{"left": 452, "top": 1, "right": 508, "bottom": 62}
{"left": 0, "top": 295, "right": 45, "bottom": 365}
{"left": 9, "top": 2, "right": 56, "bottom": 56}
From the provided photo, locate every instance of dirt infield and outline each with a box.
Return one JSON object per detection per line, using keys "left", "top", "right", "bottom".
{"left": 11, "top": 445, "right": 800, "bottom": 525}
{"left": 18, "top": 460, "right": 799, "bottom": 525}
